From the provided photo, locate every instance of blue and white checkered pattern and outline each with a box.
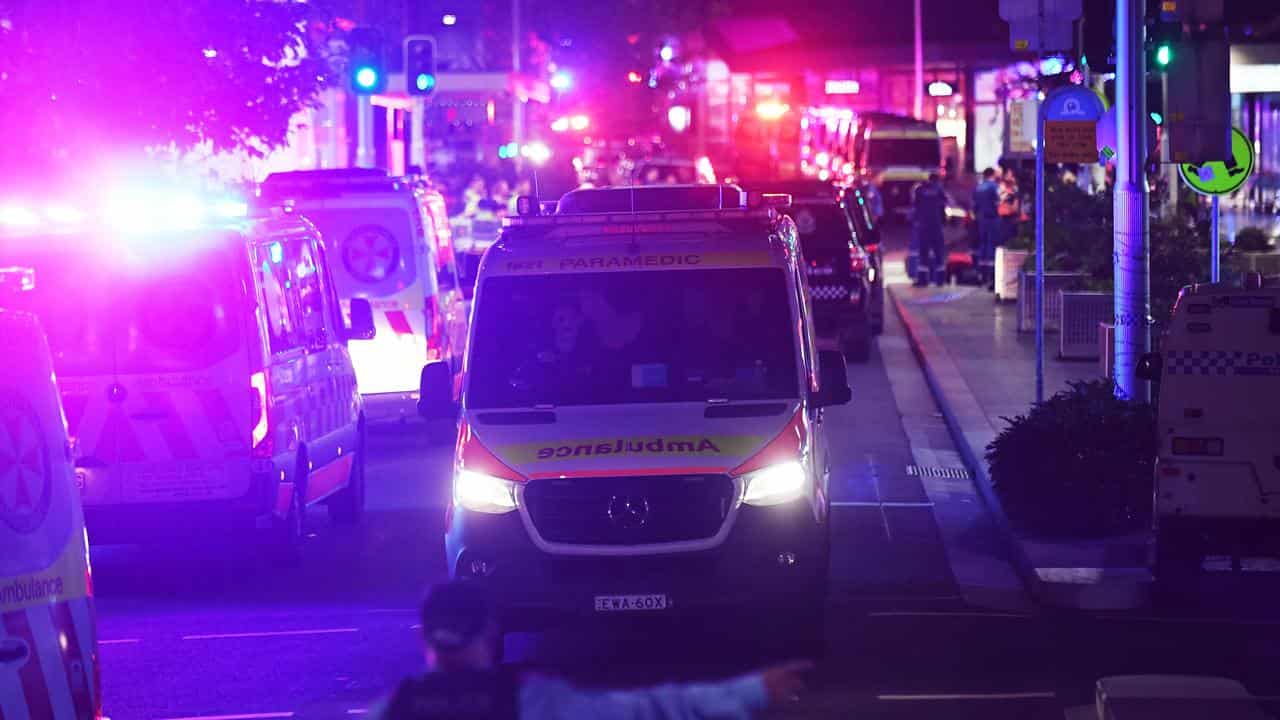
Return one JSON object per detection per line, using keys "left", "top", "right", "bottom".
{"left": 1165, "top": 350, "right": 1244, "bottom": 376}
{"left": 809, "top": 284, "right": 850, "bottom": 302}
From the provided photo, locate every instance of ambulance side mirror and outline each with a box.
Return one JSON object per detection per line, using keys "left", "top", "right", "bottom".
{"left": 1135, "top": 352, "right": 1162, "bottom": 382}
{"left": 418, "top": 362, "right": 455, "bottom": 419}
{"left": 815, "top": 350, "right": 852, "bottom": 407}
{"left": 346, "top": 298, "right": 376, "bottom": 341}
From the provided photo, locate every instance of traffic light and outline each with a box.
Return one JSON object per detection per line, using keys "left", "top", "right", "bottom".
{"left": 404, "top": 35, "right": 438, "bottom": 96}
{"left": 348, "top": 27, "right": 386, "bottom": 94}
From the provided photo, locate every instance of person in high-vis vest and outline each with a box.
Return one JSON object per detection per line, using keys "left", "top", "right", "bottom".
{"left": 377, "top": 582, "right": 812, "bottom": 720}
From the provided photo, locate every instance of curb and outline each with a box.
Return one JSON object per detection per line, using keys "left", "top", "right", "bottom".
{"left": 888, "top": 286, "right": 1150, "bottom": 611}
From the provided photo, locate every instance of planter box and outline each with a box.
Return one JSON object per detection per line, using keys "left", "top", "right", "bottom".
{"left": 1016, "top": 271, "right": 1088, "bottom": 333}
{"left": 994, "top": 248, "right": 1028, "bottom": 302}
{"left": 1099, "top": 322, "right": 1116, "bottom": 377}
{"left": 1058, "top": 291, "right": 1113, "bottom": 359}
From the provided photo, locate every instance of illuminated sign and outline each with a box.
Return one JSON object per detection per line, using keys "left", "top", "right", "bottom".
{"left": 927, "top": 80, "right": 954, "bottom": 97}
{"left": 824, "top": 79, "right": 861, "bottom": 95}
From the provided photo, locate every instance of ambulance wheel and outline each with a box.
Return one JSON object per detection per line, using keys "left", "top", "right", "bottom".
{"left": 328, "top": 423, "right": 367, "bottom": 525}
{"left": 269, "top": 486, "right": 304, "bottom": 566}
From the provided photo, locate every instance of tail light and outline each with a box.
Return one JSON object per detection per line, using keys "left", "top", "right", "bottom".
{"left": 250, "top": 370, "right": 271, "bottom": 456}
{"left": 425, "top": 296, "right": 444, "bottom": 361}
{"left": 1171, "top": 437, "right": 1224, "bottom": 456}
{"left": 849, "top": 245, "right": 868, "bottom": 275}
{"left": 864, "top": 243, "right": 878, "bottom": 255}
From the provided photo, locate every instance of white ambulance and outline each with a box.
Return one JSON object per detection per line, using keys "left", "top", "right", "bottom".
{"left": 1143, "top": 273, "right": 1280, "bottom": 579}
{"left": 257, "top": 170, "right": 469, "bottom": 421}
{"left": 4, "top": 209, "right": 374, "bottom": 559}
{"left": 0, "top": 268, "right": 100, "bottom": 720}
{"left": 418, "top": 185, "right": 852, "bottom": 641}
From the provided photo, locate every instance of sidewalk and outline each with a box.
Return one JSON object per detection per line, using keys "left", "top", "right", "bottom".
{"left": 888, "top": 283, "right": 1152, "bottom": 610}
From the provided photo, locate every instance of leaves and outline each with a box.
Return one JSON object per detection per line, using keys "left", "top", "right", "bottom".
{"left": 985, "top": 379, "right": 1155, "bottom": 537}
{"left": 0, "top": 0, "right": 336, "bottom": 176}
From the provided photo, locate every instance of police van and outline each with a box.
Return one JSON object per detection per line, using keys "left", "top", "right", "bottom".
{"left": 1141, "top": 273, "right": 1280, "bottom": 580}
{"left": 0, "top": 268, "right": 100, "bottom": 720}
{"left": 257, "top": 169, "right": 469, "bottom": 421}
{"left": 4, "top": 205, "right": 374, "bottom": 559}
{"left": 418, "top": 185, "right": 852, "bottom": 640}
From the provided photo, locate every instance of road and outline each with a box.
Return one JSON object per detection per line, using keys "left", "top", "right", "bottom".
{"left": 90, "top": 228, "right": 1280, "bottom": 719}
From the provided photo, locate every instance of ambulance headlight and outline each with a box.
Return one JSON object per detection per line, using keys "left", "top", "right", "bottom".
{"left": 454, "top": 470, "right": 518, "bottom": 514}
{"left": 741, "top": 461, "right": 808, "bottom": 506}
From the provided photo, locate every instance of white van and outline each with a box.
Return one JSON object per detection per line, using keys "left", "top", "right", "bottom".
{"left": 1143, "top": 273, "right": 1280, "bottom": 578}
{"left": 4, "top": 212, "right": 374, "bottom": 559}
{"left": 417, "top": 185, "right": 852, "bottom": 641}
{"left": 0, "top": 269, "right": 100, "bottom": 720}
{"left": 853, "top": 112, "right": 943, "bottom": 221}
{"left": 257, "top": 170, "right": 469, "bottom": 421}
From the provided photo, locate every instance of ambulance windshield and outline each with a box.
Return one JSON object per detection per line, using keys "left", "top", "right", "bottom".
{"left": 7, "top": 237, "right": 246, "bottom": 376}
{"left": 468, "top": 268, "right": 799, "bottom": 408}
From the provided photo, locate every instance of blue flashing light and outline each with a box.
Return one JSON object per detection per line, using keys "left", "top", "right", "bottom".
{"left": 550, "top": 70, "right": 572, "bottom": 92}
{"left": 270, "top": 242, "right": 284, "bottom": 264}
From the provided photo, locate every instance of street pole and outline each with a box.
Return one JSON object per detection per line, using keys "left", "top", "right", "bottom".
{"left": 511, "top": 0, "right": 524, "bottom": 165}
{"left": 411, "top": 97, "right": 427, "bottom": 172}
{"left": 1113, "top": 0, "right": 1150, "bottom": 401}
{"left": 356, "top": 95, "right": 375, "bottom": 169}
{"left": 1035, "top": 93, "right": 1046, "bottom": 404}
{"left": 913, "top": 0, "right": 924, "bottom": 120}
{"left": 1211, "top": 195, "right": 1221, "bottom": 282}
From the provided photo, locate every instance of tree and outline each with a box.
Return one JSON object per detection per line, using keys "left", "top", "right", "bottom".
{"left": 0, "top": 0, "right": 339, "bottom": 179}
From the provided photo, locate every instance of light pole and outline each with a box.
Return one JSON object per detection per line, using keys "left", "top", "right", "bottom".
{"left": 913, "top": 0, "right": 924, "bottom": 119}
{"left": 1113, "top": 0, "right": 1150, "bottom": 401}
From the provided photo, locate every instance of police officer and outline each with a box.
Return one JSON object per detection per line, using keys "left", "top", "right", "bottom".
{"left": 378, "top": 581, "right": 812, "bottom": 720}
{"left": 972, "top": 168, "right": 1001, "bottom": 289}
{"left": 911, "top": 173, "right": 947, "bottom": 287}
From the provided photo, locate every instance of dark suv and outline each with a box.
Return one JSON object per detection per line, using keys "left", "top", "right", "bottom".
{"left": 839, "top": 182, "right": 885, "bottom": 335}
{"left": 747, "top": 180, "right": 873, "bottom": 361}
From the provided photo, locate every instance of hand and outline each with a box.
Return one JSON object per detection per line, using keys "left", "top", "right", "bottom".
{"left": 759, "top": 660, "right": 814, "bottom": 706}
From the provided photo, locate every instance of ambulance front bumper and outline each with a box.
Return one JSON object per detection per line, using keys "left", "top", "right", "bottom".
{"left": 445, "top": 501, "right": 827, "bottom": 623}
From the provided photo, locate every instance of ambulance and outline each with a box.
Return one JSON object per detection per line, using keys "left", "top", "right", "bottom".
{"left": 3, "top": 203, "right": 374, "bottom": 559}
{"left": 852, "top": 112, "right": 943, "bottom": 222}
{"left": 0, "top": 268, "right": 100, "bottom": 720}
{"left": 1142, "top": 273, "right": 1280, "bottom": 580}
{"left": 256, "top": 169, "right": 469, "bottom": 421}
{"left": 418, "top": 185, "right": 852, "bottom": 638}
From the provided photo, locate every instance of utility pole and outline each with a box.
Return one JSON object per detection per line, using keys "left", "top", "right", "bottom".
{"left": 1113, "top": 0, "right": 1150, "bottom": 401}
{"left": 512, "top": 0, "right": 524, "bottom": 163}
{"left": 913, "top": 0, "right": 925, "bottom": 119}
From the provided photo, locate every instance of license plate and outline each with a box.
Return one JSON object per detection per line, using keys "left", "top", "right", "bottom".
{"left": 594, "top": 594, "right": 669, "bottom": 612}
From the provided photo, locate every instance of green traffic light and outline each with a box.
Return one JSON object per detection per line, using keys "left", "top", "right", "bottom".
{"left": 355, "top": 66, "right": 379, "bottom": 89}
{"left": 415, "top": 73, "right": 436, "bottom": 92}
{"left": 1155, "top": 44, "right": 1172, "bottom": 67}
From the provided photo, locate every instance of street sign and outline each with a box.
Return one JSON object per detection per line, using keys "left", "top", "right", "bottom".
{"left": 1178, "top": 126, "right": 1255, "bottom": 196}
{"left": 1007, "top": 99, "right": 1037, "bottom": 156}
{"left": 1042, "top": 86, "right": 1106, "bottom": 164}
{"left": 999, "top": 0, "right": 1082, "bottom": 52}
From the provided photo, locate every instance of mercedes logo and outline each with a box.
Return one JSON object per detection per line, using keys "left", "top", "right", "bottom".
{"left": 607, "top": 494, "right": 649, "bottom": 530}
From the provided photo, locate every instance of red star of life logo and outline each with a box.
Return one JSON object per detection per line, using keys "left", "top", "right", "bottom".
{"left": 0, "top": 388, "right": 53, "bottom": 534}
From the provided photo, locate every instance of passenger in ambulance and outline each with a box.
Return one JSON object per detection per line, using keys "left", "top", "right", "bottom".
{"left": 511, "top": 292, "right": 641, "bottom": 402}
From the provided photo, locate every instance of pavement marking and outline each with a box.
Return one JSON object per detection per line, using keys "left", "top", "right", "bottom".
{"left": 877, "top": 691, "right": 1055, "bottom": 701}
{"left": 1035, "top": 567, "right": 1152, "bottom": 584}
{"left": 99, "top": 638, "right": 142, "bottom": 645}
{"left": 181, "top": 628, "right": 359, "bottom": 641}
{"left": 346, "top": 711, "right": 368, "bottom": 716}
{"left": 832, "top": 501, "right": 935, "bottom": 508}
{"left": 868, "top": 610, "right": 1032, "bottom": 619}
{"left": 868, "top": 454, "right": 892, "bottom": 541}
{"left": 1109, "top": 615, "right": 1280, "bottom": 627}
{"left": 366, "top": 608, "right": 416, "bottom": 614}
{"left": 154, "top": 707, "right": 296, "bottom": 712}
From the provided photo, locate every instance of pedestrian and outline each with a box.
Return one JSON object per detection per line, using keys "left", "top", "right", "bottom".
{"left": 375, "top": 581, "right": 812, "bottom": 720}
{"left": 998, "top": 166, "right": 1021, "bottom": 246}
{"left": 972, "top": 168, "right": 1001, "bottom": 289}
{"left": 911, "top": 173, "right": 947, "bottom": 287}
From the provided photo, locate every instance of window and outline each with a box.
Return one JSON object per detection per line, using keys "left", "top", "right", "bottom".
{"left": 257, "top": 240, "right": 302, "bottom": 355}
{"left": 290, "top": 236, "right": 329, "bottom": 349}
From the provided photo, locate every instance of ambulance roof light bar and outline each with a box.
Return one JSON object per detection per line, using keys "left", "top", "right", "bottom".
{"left": 555, "top": 185, "right": 747, "bottom": 215}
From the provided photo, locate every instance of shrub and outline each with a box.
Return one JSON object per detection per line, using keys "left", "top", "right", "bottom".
{"left": 985, "top": 379, "right": 1154, "bottom": 538}
{"left": 1234, "top": 226, "right": 1272, "bottom": 253}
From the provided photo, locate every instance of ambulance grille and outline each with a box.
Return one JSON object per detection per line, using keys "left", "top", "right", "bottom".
{"left": 524, "top": 474, "right": 735, "bottom": 546}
